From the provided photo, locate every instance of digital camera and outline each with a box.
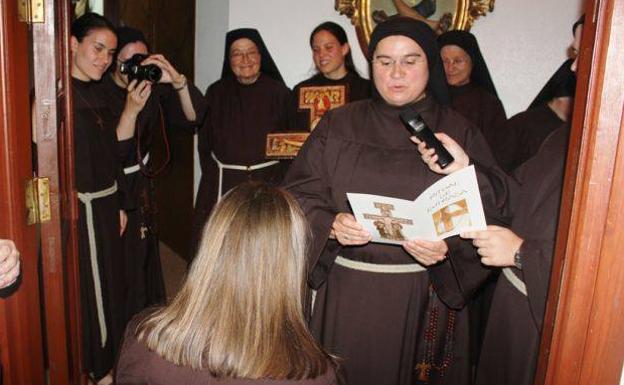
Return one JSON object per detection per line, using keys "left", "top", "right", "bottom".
{"left": 119, "top": 53, "right": 162, "bottom": 83}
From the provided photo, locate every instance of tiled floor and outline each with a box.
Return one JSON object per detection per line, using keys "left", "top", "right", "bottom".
{"left": 159, "top": 242, "right": 188, "bottom": 299}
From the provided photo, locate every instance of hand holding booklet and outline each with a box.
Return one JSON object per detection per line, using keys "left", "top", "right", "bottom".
{"left": 347, "top": 165, "right": 486, "bottom": 245}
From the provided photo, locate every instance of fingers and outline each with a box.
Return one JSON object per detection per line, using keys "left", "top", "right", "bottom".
{"left": 126, "top": 79, "right": 138, "bottom": 92}
{"left": 0, "top": 240, "right": 20, "bottom": 289}
{"left": 331, "top": 213, "right": 371, "bottom": 246}
{"left": 119, "top": 211, "right": 128, "bottom": 236}
{"left": 127, "top": 80, "right": 152, "bottom": 112}
{"left": 402, "top": 240, "right": 446, "bottom": 266}
{"left": 142, "top": 54, "right": 178, "bottom": 83}
{"left": 403, "top": 239, "right": 448, "bottom": 264}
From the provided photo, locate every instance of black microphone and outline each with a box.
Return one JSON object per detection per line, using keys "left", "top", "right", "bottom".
{"left": 399, "top": 109, "right": 454, "bottom": 169}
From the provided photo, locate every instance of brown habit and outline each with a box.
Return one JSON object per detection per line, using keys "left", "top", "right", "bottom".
{"left": 448, "top": 83, "right": 507, "bottom": 153}
{"left": 99, "top": 74, "right": 206, "bottom": 318}
{"left": 72, "top": 77, "right": 131, "bottom": 379}
{"left": 475, "top": 124, "right": 569, "bottom": 385}
{"left": 192, "top": 74, "right": 290, "bottom": 253}
{"left": 282, "top": 96, "right": 508, "bottom": 385}
{"left": 494, "top": 104, "right": 564, "bottom": 173}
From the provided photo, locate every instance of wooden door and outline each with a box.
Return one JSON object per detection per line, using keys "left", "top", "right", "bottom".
{"left": 0, "top": 1, "right": 46, "bottom": 385}
{"left": 1, "top": 0, "right": 82, "bottom": 384}
{"left": 536, "top": 0, "right": 624, "bottom": 383}
{"left": 32, "top": 0, "right": 83, "bottom": 383}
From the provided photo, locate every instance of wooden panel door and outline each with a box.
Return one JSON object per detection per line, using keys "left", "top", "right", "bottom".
{"left": 537, "top": 0, "right": 624, "bottom": 384}
{"left": 32, "top": 0, "right": 84, "bottom": 383}
{"left": 0, "top": 1, "right": 46, "bottom": 384}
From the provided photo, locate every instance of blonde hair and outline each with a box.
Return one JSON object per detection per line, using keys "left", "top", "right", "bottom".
{"left": 137, "top": 182, "right": 331, "bottom": 379}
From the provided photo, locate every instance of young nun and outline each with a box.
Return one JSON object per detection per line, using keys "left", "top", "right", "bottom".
{"left": 70, "top": 12, "right": 132, "bottom": 385}
{"left": 289, "top": 22, "right": 370, "bottom": 131}
{"left": 283, "top": 17, "right": 507, "bottom": 385}
{"left": 438, "top": 30, "right": 507, "bottom": 152}
{"left": 99, "top": 26, "right": 206, "bottom": 315}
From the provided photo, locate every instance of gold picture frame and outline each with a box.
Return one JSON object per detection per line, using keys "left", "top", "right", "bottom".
{"left": 335, "top": 0, "right": 495, "bottom": 56}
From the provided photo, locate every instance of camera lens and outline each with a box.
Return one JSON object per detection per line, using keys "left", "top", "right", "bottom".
{"left": 141, "top": 64, "right": 162, "bottom": 83}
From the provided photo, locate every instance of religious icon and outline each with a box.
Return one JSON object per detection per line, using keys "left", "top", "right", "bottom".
{"left": 298, "top": 85, "right": 346, "bottom": 130}
{"left": 265, "top": 132, "right": 310, "bottom": 159}
{"left": 370, "top": 0, "right": 455, "bottom": 34}
{"left": 432, "top": 199, "right": 471, "bottom": 236}
{"left": 363, "top": 202, "right": 414, "bottom": 241}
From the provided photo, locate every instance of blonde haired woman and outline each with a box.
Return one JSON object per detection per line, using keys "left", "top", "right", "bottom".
{"left": 116, "top": 182, "right": 337, "bottom": 384}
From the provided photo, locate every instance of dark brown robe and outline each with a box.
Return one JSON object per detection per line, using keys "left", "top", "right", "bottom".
{"left": 448, "top": 82, "right": 507, "bottom": 153}
{"left": 448, "top": 82, "right": 507, "bottom": 365}
{"left": 115, "top": 315, "right": 339, "bottom": 385}
{"left": 282, "top": 96, "right": 508, "bottom": 385}
{"left": 192, "top": 74, "right": 290, "bottom": 254}
{"left": 100, "top": 75, "right": 206, "bottom": 319}
{"left": 475, "top": 124, "right": 569, "bottom": 385}
{"left": 72, "top": 77, "right": 131, "bottom": 379}
{"left": 494, "top": 104, "right": 564, "bottom": 173}
{"left": 289, "top": 72, "right": 371, "bottom": 131}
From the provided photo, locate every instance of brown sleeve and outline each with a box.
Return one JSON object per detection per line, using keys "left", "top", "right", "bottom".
{"left": 281, "top": 116, "right": 340, "bottom": 289}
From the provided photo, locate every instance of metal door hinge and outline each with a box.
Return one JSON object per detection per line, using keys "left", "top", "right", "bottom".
{"left": 26, "top": 177, "right": 51, "bottom": 225}
{"left": 18, "top": 0, "right": 45, "bottom": 24}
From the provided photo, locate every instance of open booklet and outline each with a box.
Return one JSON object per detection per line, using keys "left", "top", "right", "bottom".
{"left": 347, "top": 165, "right": 486, "bottom": 245}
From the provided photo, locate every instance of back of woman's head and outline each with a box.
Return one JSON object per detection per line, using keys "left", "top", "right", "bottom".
{"left": 310, "top": 21, "right": 357, "bottom": 75}
{"left": 71, "top": 12, "right": 115, "bottom": 41}
{"left": 138, "top": 182, "right": 331, "bottom": 379}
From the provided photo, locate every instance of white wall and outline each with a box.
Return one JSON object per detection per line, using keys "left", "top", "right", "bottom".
{"left": 194, "top": 0, "right": 583, "bottom": 194}
{"left": 227, "top": 0, "right": 369, "bottom": 87}
{"left": 471, "top": 0, "right": 583, "bottom": 116}
{"left": 193, "top": 0, "right": 229, "bottom": 200}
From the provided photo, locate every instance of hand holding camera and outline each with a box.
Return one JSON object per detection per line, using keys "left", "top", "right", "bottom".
{"left": 119, "top": 53, "right": 186, "bottom": 90}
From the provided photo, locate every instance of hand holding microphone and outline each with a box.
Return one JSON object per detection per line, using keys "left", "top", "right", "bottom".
{"left": 399, "top": 109, "right": 469, "bottom": 175}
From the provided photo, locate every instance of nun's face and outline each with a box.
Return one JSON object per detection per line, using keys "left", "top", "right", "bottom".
{"left": 71, "top": 28, "right": 117, "bottom": 82}
{"left": 312, "top": 30, "right": 349, "bottom": 80}
{"left": 230, "top": 38, "right": 261, "bottom": 84}
{"left": 441, "top": 45, "right": 472, "bottom": 86}
{"left": 372, "top": 35, "right": 429, "bottom": 106}
{"left": 114, "top": 41, "right": 148, "bottom": 86}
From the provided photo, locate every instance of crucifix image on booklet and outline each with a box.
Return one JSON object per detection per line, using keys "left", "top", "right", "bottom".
{"left": 347, "top": 165, "right": 487, "bottom": 245}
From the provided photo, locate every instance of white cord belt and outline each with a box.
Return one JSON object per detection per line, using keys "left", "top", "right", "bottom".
{"left": 502, "top": 267, "right": 527, "bottom": 296}
{"left": 210, "top": 151, "right": 279, "bottom": 200}
{"left": 77, "top": 182, "right": 118, "bottom": 348}
{"left": 123, "top": 152, "right": 150, "bottom": 175}
{"left": 334, "top": 255, "right": 427, "bottom": 273}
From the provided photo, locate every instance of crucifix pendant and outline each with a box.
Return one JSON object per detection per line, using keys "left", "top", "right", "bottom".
{"left": 416, "top": 362, "right": 431, "bottom": 382}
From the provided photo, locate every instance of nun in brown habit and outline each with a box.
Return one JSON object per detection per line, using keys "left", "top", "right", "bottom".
{"left": 192, "top": 28, "right": 291, "bottom": 257}
{"left": 461, "top": 16, "right": 583, "bottom": 385}
{"left": 100, "top": 26, "right": 206, "bottom": 318}
{"left": 495, "top": 57, "right": 577, "bottom": 173}
{"left": 283, "top": 17, "right": 508, "bottom": 385}
{"left": 438, "top": 30, "right": 507, "bottom": 153}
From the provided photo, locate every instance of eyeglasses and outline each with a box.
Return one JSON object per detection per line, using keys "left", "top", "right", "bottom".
{"left": 230, "top": 50, "right": 260, "bottom": 62}
{"left": 442, "top": 57, "right": 469, "bottom": 67}
{"left": 372, "top": 54, "right": 426, "bottom": 70}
